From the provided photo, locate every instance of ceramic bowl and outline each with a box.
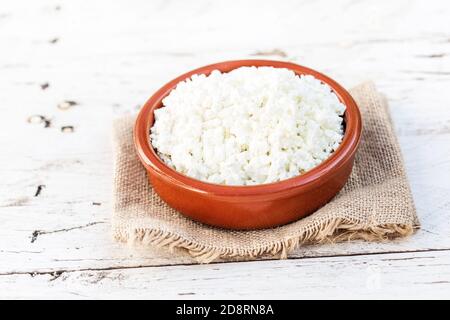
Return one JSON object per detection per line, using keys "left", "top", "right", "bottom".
{"left": 134, "top": 60, "right": 362, "bottom": 230}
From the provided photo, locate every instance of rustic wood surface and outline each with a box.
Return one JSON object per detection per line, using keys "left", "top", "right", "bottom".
{"left": 0, "top": 0, "right": 449, "bottom": 299}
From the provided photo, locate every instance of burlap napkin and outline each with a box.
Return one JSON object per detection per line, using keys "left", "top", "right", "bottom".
{"left": 112, "top": 82, "right": 419, "bottom": 263}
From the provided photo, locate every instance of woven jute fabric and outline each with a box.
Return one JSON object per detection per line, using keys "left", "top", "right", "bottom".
{"left": 112, "top": 82, "right": 419, "bottom": 263}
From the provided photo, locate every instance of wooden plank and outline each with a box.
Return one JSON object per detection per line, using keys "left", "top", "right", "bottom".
{"left": 1, "top": 250, "right": 449, "bottom": 299}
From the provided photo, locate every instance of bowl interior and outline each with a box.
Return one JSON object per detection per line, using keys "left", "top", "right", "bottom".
{"left": 135, "top": 60, "right": 362, "bottom": 194}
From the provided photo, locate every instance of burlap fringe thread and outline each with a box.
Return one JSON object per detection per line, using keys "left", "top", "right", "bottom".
{"left": 114, "top": 219, "right": 414, "bottom": 263}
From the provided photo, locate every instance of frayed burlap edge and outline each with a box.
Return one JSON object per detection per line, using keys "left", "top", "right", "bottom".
{"left": 113, "top": 219, "right": 415, "bottom": 263}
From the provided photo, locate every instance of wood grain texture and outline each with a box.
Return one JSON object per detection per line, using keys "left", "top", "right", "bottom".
{"left": 0, "top": 0, "right": 449, "bottom": 299}
{"left": 1, "top": 250, "right": 449, "bottom": 299}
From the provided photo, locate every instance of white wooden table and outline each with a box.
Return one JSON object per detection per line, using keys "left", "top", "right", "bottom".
{"left": 1, "top": 0, "right": 450, "bottom": 299}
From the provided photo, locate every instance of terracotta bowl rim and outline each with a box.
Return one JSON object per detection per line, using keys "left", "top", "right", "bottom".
{"left": 134, "top": 59, "right": 362, "bottom": 196}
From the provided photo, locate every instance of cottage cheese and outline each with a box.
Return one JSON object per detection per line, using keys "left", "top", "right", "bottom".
{"left": 150, "top": 67, "right": 346, "bottom": 186}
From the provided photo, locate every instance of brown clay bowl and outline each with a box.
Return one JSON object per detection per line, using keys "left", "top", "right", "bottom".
{"left": 134, "top": 60, "right": 362, "bottom": 230}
